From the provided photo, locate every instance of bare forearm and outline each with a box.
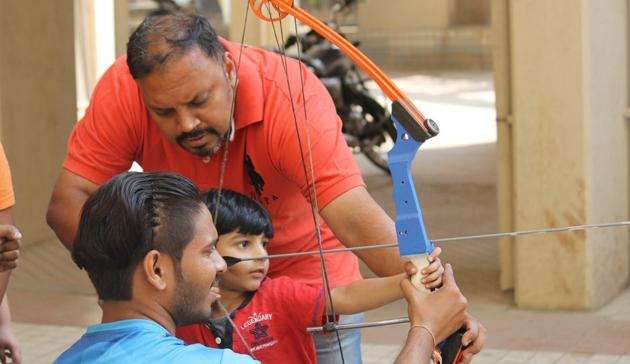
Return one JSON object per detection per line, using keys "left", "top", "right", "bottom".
{"left": 395, "top": 326, "right": 434, "bottom": 364}
{"left": 349, "top": 225, "right": 406, "bottom": 277}
{"left": 0, "top": 272, "right": 10, "bottom": 303}
{"left": 46, "top": 198, "right": 83, "bottom": 250}
{"left": 333, "top": 200, "right": 403, "bottom": 277}
{"left": 331, "top": 273, "right": 405, "bottom": 314}
{"left": 47, "top": 169, "right": 98, "bottom": 250}
{"left": 322, "top": 187, "right": 405, "bottom": 277}
{"left": 0, "top": 296, "right": 10, "bottom": 324}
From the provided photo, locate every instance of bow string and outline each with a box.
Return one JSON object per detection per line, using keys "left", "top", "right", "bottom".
{"left": 247, "top": 0, "right": 440, "bottom": 286}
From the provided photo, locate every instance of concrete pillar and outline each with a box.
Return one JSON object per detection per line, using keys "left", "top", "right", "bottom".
{"left": 491, "top": 0, "right": 516, "bottom": 291}
{"left": 454, "top": 0, "right": 490, "bottom": 25}
{"left": 114, "top": 0, "right": 129, "bottom": 58}
{"left": 508, "top": 0, "right": 628, "bottom": 309}
{"left": 0, "top": 1, "right": 76, "bottom": 246}
{"left": 75, "top": 0, "right": 123, "bottom": 116}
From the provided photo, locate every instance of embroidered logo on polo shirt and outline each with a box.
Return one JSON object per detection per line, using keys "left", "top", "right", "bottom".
{"left": 241, "top": 312, "right": 278, "bottom": 352}
{"left": 244, "top": 154, "right": 265, "bottom": 197}
{"left": 249, "top": 322, "right": 269, "bottom": 339}
{"left": 244, "top": 154, "right": 279, "bottom": 206}
{"left": 240, "top": 312, "right": 273, "bottom": 330}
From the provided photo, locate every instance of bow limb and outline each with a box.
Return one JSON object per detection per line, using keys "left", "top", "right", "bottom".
{"left": 249, "top": 0, "right": 438, "bottom": 141}
{"left": 250, "top": 0, "right": 440, "bottom": 288}
{"left": 241, "top": 1, "right": 350, "bottom": 361}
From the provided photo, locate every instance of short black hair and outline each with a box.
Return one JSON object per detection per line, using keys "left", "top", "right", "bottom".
{"left": 127, "top": 13, "right": 225, "bottom": 79}
{"left": 72, "top": 171, "right": 205, "bottom": 301}
{"left": 203, "top": 189, "right": 274, "bottom": 239}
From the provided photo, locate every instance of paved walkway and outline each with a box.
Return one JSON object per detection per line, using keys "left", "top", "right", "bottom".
{"left": 10, "top": 71, "right": 630, "bottom": 363}
{"left": 14, "top": 323, "right": 84, "bottom": 364}
{"left": 362, "top": 345, "right": 630, "bottom": 364}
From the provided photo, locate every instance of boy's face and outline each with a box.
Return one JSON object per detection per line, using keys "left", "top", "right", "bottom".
{"left": 216, "top": 231, "right": 270, "bottom": 292}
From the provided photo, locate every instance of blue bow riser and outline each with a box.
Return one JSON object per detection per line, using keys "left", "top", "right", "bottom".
{"left": 387, "top": 117, "right": 434, "bottom": 257}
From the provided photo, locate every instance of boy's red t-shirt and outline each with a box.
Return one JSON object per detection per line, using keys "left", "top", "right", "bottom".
{"left": 63, "top": 39, "right": 364, "bottom": 287}
{"left": 176, "top": 277, "right": 330, "bottom": 364}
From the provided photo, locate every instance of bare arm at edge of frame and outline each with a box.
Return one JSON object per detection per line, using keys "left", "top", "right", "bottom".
{"left": 47, "top": 169, "right": 99, "bottom": 250}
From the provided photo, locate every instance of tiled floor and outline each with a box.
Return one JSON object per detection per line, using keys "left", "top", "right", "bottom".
{"left": 11, "top": 72, "right": 630, "bottom": 363}
{"left": 361, "top": 346, "right": 630, "bottom": 364}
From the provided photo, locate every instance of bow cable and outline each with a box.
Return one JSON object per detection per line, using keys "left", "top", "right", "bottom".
{"left": 210, "top": 2, "right": 260, "bottom": 355}
{"left": 261, "top": 2, "right": 346, "bottom": 361}
{"left": 212, "top": 1, "right": 347, "bottom": 361}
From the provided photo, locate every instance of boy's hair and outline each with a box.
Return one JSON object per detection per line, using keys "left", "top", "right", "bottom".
{"left": 72, "top": 172, "right": 205, "bottom": 301}
{"left": 127, "top": 13, "right": 225, "bottom": 79}
{"left": 203, "top": 189, "right": 274, "bottom": 238}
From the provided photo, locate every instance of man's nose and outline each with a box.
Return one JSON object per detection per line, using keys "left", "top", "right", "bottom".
{"left": 213, "top": 251, "right": 228, "bottom": 273}
{"left": 178, "top": 111, "right": 200, "bottom": 133}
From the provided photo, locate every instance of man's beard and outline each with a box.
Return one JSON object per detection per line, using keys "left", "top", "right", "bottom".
{"left": 170, "top": 272, "right": 214, "bottom": 326}
{"left": 175, "top": 126, "right": 226, "bottom": 157}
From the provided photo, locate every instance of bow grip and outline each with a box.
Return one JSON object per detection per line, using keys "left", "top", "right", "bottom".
{"left": 387, "top": 106, "right": 436, "bottom": 257}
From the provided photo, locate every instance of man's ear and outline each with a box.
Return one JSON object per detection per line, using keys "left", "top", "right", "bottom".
{"left": 142, "top": 250, "right": 172, "bottom": 291}
{"left": 223, "top": 52, "right": 236, "bottom": 87}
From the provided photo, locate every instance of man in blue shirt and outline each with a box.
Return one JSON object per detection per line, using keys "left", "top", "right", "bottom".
{"left": 54, "top": 172, "right": 258, "bottom": 363}
{"left": 54, "top": 170, "right": 472, "bottom": 363}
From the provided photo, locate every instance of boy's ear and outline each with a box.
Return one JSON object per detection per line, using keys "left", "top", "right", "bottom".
{"left": 142, "top": 250, "right": 171, "bottom": 291}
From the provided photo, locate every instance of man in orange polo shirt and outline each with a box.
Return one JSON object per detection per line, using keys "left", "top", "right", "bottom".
{"left": 47, "top": 13, "right": 485, "bottom": 363}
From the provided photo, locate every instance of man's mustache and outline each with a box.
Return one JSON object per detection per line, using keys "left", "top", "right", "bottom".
{"left": 176, "top": 127, "right": 222, "bottom": 145}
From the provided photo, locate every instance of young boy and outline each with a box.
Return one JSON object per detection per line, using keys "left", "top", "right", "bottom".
{"left": 176, "top": 189, "right": 444, "bottom": 363}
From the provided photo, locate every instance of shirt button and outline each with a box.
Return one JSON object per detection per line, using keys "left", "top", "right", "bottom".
{"left": 215, "top": 337, "right": 222, "bottom": 344}
{"left": 202, "top": 156, "right": 211, "bottom": 164}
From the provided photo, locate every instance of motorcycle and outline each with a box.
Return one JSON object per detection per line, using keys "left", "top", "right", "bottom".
{"left": 279, "top": 0, "right": 396, "bottom": 175}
